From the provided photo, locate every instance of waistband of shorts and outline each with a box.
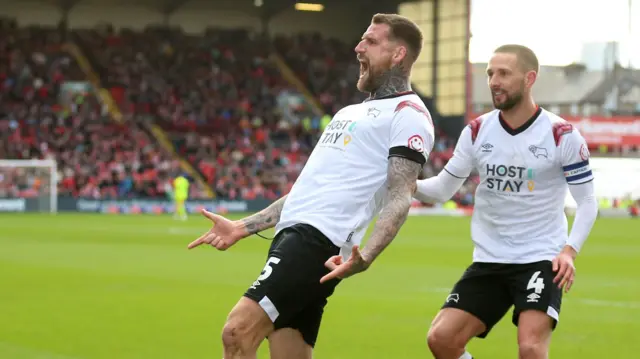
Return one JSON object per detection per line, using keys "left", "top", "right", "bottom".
{"left": 284, "top": 223, "right": 340, "bottom": 251}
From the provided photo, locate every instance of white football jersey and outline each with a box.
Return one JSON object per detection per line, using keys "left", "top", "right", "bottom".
{"left": 276, "top": 92, "right": 435, "bottom": 259}
{"left": 446, "top": 107, "right": 593, "bottom": 264}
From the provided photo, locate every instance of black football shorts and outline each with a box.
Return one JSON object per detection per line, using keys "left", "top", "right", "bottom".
{"left": 441, "top": 260, "right": 562, "bottom": 338}
{"left": 244, "top": 223, "right": 341, "bottom": 347}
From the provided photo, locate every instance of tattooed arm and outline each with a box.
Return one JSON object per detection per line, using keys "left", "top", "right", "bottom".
{"left": 359, "top": 157, "right": 422, "bottom": 264}
{"left": 236, "top": 195, "right": 288, "bottom": 237}
{"left": 320, "top": 157, "right": 422, "bottom": 281}
{"left": 187, "top": 195, "right": 288, "bottom": 250}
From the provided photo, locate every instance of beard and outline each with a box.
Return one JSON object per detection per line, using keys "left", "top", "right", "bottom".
{"left": 492, "top": 87, "right": 524, "bottom": 111}
{"left": 356, "top": 58, "right": 391, "bottom": 93}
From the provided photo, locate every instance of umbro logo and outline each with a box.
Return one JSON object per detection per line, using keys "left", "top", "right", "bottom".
{"left": 250, "top": 280, "right": 261, "bottom": 290}
{"left": 527, "top": 293, "right": 540, "bottom": 303}
{"left": 367, "top": 108, "right": 381, "bottom": 118}
{"left": 481, "top": 143, "right": 493, "bottom": 152}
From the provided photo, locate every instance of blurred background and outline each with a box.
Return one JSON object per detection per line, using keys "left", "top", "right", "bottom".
{"left": 1, "top": 1, "right": 640, "bottom": 358}
{"left": 0, "top": 0, "right": 638, "bottom": 216}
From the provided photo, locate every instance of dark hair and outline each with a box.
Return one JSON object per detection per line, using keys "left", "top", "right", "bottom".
{"left": 494, "top": 44, "right": 540, "bottom": 73}
{"left": 372, "top": 13, "right": 423, "bottom": 63}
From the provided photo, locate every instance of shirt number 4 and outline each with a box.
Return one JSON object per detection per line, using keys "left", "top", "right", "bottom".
{"left": 527, "top": 270, "right": 545, "bottom": 294}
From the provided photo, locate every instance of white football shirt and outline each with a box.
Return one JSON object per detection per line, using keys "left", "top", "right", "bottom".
{"left": 445, "top": 107, "right": 593, "bottom": 263}
{"left": 276, "top": 92, "right": 435, "bottom": 259}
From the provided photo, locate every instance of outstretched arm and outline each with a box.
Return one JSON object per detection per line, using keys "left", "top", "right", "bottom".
{"left": 235, "top": 195, "right": 288, "bottom": 237}
{"left": 187, "top": 195, "right": 289, "bottom": 250}
{"left": 414, "top": 170, "right": 467, "bottom": 203}
{"left": 359, "top": 157, "right": 422, "bottom": 264}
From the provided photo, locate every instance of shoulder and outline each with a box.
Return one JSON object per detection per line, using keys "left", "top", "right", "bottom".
{"left": 542, "top": 109, "right": 576, "bottom": 146}
{"left": 391, "top": 95, "right": 433, "bottom": 125}
{"left": 467, "top": 110, "right": 499, "bottom": 144}
{"left": 333, "top": 103, "right": 360, "bottom": 118}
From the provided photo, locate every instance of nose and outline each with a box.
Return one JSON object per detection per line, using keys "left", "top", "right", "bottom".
{"left": 354, "top": 41, "right": 365, "bottom": 54}
{"left": 489, "top": 76, "right": 501, "bottom": 90}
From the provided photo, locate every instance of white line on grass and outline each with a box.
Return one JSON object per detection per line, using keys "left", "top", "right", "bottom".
{"left": 0, "top": 341, "right": 82, "bottom": 359}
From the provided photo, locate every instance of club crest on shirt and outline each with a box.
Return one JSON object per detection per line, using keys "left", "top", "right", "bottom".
{"left": 528, "top": 145, "right": 548, "bottom": 159}
{"left": 367, "top": 108, "right": 381, "bottom": 118}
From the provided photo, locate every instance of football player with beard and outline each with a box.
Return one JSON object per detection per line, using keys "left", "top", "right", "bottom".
{"left": 415, "top": 44, "right": 598, "bottom": 359}
{"left": 187, "top": 13, "right": 435, "bottom": 359}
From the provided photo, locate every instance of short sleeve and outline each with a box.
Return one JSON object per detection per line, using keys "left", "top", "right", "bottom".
{"left": 443, "top": 126, "right": 475, "bottom": 179}
{"left": 560, "top": 128, "right": 594, "bottom": 185}
{"left": 388, "top": 101, "right": 434, "bottom": 167}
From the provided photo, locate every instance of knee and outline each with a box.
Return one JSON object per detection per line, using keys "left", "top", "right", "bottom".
{"left": 221, "top": 317, "right": 258, "bottom": 354}
{"left": 518, "top": 341, "right": 547, "bottom": 359}
{"left": 427, "top": 325, "right": 461, "bottom": 353}
{"left": 222, "top": 297, "right": 274, "bottom": 355}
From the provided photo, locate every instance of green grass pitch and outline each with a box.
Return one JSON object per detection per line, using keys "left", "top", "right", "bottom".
{"left": 0, "top": 213, "right": 638, "bottom": 358}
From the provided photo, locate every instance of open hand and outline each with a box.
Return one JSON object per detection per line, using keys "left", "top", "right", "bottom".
{"left": 187, "top": 209, "right": 246, "bottom": 250}
{"left": 552, "top": 246, "right": 577, "bottom": 293}
{"left": 320, "top": 245, "right": 370, "bottom": 283}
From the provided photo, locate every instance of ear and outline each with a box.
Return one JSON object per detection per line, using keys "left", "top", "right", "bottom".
{"left": 393, "top": 45, "right": 407, "bottom": 64}
{"left": 525, "top": 70, "right": 537, "bottom": 88}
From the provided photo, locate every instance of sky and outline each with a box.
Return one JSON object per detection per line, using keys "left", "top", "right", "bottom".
{"left": 469, "top": 0, "right": 640, "bottom": 67}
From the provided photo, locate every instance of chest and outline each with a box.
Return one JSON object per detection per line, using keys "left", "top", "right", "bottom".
{"left": 474, "top": 129, "right": 560, "bottom": 185}
{"left": 317, "top": 105, "right": 391, "bottom": 153}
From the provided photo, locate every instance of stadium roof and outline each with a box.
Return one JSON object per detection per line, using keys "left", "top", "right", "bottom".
{"left": 19, "top": 0, "right": 404, "bottom": 18}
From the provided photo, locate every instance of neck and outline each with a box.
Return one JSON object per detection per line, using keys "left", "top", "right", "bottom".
{"left": 369, "top": 64, "right": 411, "bottom": 100}
{"left": 500, "top": 97, "right": 538, "bottom": 128}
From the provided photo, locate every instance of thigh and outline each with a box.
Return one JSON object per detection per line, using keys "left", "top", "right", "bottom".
{"left": 442, "top": 263, "right": 514, "bottom": 338}
{"left": 509, "top": 260, "right": 562, "bottom": 329}
{"left": 429, "top": 307, "right": 486, "bottom": 346}
{"left": 517, "top": 310, "right": 553, "bottom": 348}
{"left": 243, "top": 224, "right": 340, "bottom": 347}
{"left": 284, "top": 295, "right": 331, "bottom": 348}
{"left": 268, "top": 328, "right": 313, "bottom": 359}
{"left": 225, "top": 296, "right": 275, "bottom": 348}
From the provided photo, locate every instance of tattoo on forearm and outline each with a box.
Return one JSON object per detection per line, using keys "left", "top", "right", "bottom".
{"left": 240, "top": 195, "right": 287, "bottom": 234}
{"left": 360, "top": 157, "right": 422, "bottom": 263}
{"left": 370, "top": 63, "right": 411, "bottom": 100}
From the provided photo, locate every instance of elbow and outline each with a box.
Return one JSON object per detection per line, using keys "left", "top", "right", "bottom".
{"left": 414, "top": 181, "right": 446, "bottom": 204}
{"left": 432, "top": 192, "right": 453, "bottom": 203}
{"left": 413, "top": 190, "right": 430, "bottom": 203}
{"left": 414, "top": 194, "right": 448, "bottom": 204}
{"left": 577, "top": 195, "right": 599, "bottom": 218}
{"left": 387, "top": 187, "right": 414, "bottom": 212}
{"left": 398, "top": 191, "right": 414, "bottom": 210}
{"left": 590, "top": 199, "right": 599, "bottom": 218}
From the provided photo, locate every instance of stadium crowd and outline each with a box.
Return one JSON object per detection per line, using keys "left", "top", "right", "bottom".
{"left": 1, "top": 20, "right": 478, "bottom": 206}
{"left": 0, "top": 23, "right": 199, "bottom": 200}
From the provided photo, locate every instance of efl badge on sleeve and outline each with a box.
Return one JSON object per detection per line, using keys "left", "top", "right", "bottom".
{"left": 408, "top": 135, "right": 425, "bottom": 153}
{"left": 579, "top": 144, "right": 590, "bottom": 161}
